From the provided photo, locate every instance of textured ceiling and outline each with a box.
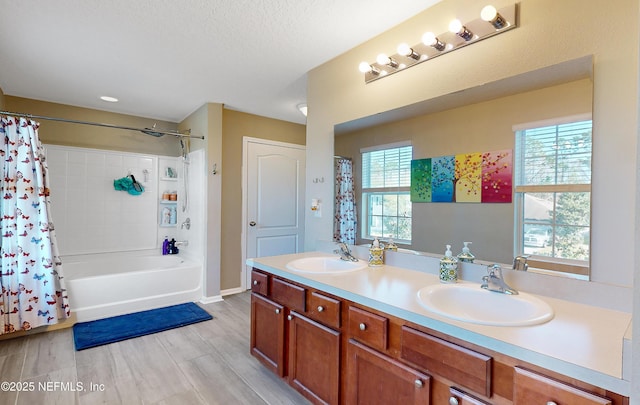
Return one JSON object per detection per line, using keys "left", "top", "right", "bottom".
{"left": 0, "top": 0, "right": 443, "bottom": 125}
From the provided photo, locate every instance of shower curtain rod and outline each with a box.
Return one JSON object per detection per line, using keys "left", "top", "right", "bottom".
{"left": 0, "top": 110, "right": 205, "bottom": 140}
{"left": 334, "top": 155, "right": 352, "bottom": 160}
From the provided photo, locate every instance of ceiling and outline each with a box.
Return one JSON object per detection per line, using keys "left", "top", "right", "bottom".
{"left": 0, "top": 0, "right": 443, "bottom": 125}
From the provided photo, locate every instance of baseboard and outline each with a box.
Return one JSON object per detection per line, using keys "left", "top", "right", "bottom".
{"left": 220, "top": 287, "right": 246, "bottom": 296}
{"left": 199, "top": 295, "right": 224, "bottom": 304}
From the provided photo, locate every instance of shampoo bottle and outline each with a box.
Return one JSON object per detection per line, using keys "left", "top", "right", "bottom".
{"left": 162, "top": 236, "right": 169, "bottom": 255}
{"left": 457, "top": 241, "right": 475, "bottom": 263}
{"left": 439, "top": 244, "right": 458, "bottom": 283}
{"left": 368, "top": 237, "right": 384, "bottom": 267}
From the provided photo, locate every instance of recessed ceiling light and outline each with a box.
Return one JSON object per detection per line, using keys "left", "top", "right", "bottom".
{"left": 100, "top": 96, "right": 118, "bottom": 102}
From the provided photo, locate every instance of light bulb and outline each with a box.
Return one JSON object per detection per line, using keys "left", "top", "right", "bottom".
{"left": 449, "top": 18, "right": 474, "bottom": 41}
{"left": 422, "top": 32, "right": 437, "bottom": 46}
{"left": 422, "top": 31, "right": 446, "bottom": 51}
{"left": 376, "top": 53, "right": 391, "bottom": 65}
{"left": 359, "top": 62, "right": 373, "bottom": 73}
{"left": 481, "top": 5, "right": 497, "bottom": 21}
{"left": 481, "top": 5, "right": 507, "bottom": 29}
{"left": 397, "top": 43, "right": 420, "bottom": 60}
{"left": 397, "top": 43, "right": 412, "bottom": 56}
{"left": 449, "top": 19, "right": 463, "bottom": 34}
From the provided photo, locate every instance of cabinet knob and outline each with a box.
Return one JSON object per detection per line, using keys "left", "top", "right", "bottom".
{"left": 359, "top": 323, "right": 366, "bottom": 331}
{"left": 275, "top": 309, "right": 280, "bottom": 314}
{"left": 287, "top": 315, "right": 293, "bottom": 321}
{"left": 253, "top": 280, "right": 258, "bottom": 286}
{"left": 448, "top": 397, "right": 459, "bottom": 405}
{"left": 317, "top": 306, "right": 324, "bottom": 312}
{"left": 414, "top": 379, "right": 424, "bottom": 388}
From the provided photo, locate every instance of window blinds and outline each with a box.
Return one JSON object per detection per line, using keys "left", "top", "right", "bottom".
{"left": 515, "top": 120, "right": 592, "bottom": 186}
{"left": 362, "top": 146, "right": 412, "bottom": 189}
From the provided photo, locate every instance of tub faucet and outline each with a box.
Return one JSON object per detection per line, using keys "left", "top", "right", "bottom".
{"left": 513, "top": 255, "right": 529, "bottom": 271}
{"left": 481, "top": 264, "right": 518, "bottom": 295}
{"left": 181, "top": 217, "right": 191, "bottom": 230}
{"left": 334, "top": 242, "right": 358, "bottom": 262}
{"left": 175, "top": 240, "right": 189, "bottom": 247}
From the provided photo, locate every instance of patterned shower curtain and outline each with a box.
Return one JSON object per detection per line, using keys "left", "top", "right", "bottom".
{"left": 0, "top": 116, "right": 69, "bottom": 334}
{"left": 333, "top": 158, "right": 357, "bottom": 244}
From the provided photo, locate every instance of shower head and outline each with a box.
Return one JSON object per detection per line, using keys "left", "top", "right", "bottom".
{"left": 141, "top": 128, "right": 165, "bottom": 137}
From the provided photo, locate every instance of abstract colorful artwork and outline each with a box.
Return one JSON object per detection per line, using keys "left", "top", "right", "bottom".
{"left": 410, "top": 149, "right": 512, "bottom": 203}
{"left": 410, "top": 158, "right": 431, "bottom": 202}
{"left": 481, "top": 149, "right": 513, "bottom": 203}
{"left": 431, "top": 156, "right": 455, "bottom": 202}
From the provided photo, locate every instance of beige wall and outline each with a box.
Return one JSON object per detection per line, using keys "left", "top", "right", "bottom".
{"left": 221, "top": 109, "right": 306, "bottom": 290}
{"left": 5, "top": 96, "right": 181, "bottom": 156}
{"left": 0, "top": 86, "right": 5, "bottom": 110}
{"left": 335, "top": 78, "right": 592, "bottom": 264}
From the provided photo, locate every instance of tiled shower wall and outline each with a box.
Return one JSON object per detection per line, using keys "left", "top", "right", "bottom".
{"left": 45, "top": 145, "right": 159, "bottom": 255}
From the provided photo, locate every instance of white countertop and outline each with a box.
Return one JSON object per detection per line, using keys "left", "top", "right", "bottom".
{"left": 247, "top": 251, "right": 632, "bottom": 396}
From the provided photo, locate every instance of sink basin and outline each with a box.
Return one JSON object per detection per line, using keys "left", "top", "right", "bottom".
{"left": 417, "top": 283, "right": 554, "bottom": 326}
{"left": 286, "top": 256, "right": 368, "bottom": 274}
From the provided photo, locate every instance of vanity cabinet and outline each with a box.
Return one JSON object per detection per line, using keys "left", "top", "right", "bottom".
{"left": 249, "top": 268, "right": 628, "bottom": 405}
{"left": 250, "top": 270, "right": 340, "bottom": 404}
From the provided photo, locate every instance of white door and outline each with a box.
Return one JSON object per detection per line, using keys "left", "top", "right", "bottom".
{"left": 243, "top": 138, "right": 306, "bottom": 289}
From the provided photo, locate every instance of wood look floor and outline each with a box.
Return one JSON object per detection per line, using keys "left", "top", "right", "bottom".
{"left": 0, "top": 292, "right": 310, "bottom": 405}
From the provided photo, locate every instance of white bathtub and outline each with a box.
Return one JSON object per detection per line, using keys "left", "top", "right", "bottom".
{"left": 64, "top": 251, "right": 203, "bottom": 322}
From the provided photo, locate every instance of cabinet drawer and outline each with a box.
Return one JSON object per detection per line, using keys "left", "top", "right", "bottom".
{"left": 348, "top": 306, "right": 388, "bottom": 352}
{"left": 307, "top": 292, "right": 341, "bottom": 329}
{"left": 271, "top": 277, "right": 306, "bottom": 313}
{"left": 513, "top": 367, "right": 612, "bottom": 405}
{"left": 251, "top": 270, "right": 268, "bottom": 296}
{"left": 449, "top": 387, "right": 491, "bottom": 405}
{"left": 401, "top": 326, "right": 492, "bottom": 397}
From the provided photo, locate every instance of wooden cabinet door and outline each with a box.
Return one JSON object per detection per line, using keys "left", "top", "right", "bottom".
{"left": 288, "top": 312, "right": 340, "bottom": 405}
{"left": 250, "top": 293, "right": 286, "bottom": 377}
{"left": 346, "top": 339, "right": 430, "bottom": 405}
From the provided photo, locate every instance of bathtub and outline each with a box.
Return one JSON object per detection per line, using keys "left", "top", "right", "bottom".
{"left": 64, "top": 251, "right": 203, "bottom": 322}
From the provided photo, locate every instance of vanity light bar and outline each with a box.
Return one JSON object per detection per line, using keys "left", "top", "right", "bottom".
{"left": 359, "top": 3, "right": 519, "bottom": 83}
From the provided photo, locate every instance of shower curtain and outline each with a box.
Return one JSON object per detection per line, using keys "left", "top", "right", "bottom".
{"left": 333, "top": 158, "right": 357, "bottom": 244}
{"left": 0, "top": 116, "right": 69, "bottom": 334}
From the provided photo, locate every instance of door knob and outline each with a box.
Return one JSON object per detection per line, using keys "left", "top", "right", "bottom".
{"left": 249, "top": 221, "right": 256, "bottom": 227}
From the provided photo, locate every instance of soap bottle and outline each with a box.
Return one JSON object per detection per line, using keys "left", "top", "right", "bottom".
{"left": 439, "top": 244, "right": 458, "bottom": 283}
{"left": 368, "top": 237, "right": 384, "bottom": 267}
{"left": 385, "top": 238, "right": 398, "bottom": 252}
{"left": 168, "top": 238, "right": 176, "bottom": 255}
{"left": 457, "top": 241, "right": 475, "bottom": 263}
{"left": 162, "top": 236, "right": 169, "bottom": 255}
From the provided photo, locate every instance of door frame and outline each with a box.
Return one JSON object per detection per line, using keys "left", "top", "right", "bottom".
{"left": 241, "top": 137, "right": 306, "bottom": 290}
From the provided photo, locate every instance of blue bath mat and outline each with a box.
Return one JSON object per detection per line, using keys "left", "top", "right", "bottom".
{"left": 73, "top": 302, "right": 213, "bottom": 351}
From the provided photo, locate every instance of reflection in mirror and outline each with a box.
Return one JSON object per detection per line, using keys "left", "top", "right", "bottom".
{"left": 334, "top": 56, "right": 593, "bottom": 279}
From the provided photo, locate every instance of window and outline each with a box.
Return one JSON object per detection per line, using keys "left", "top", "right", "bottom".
{"left": 514, "top": 116, "right": 592, "bottom": 275}
{"left": 361, "top": 143, "right": 412, "bottom": 242}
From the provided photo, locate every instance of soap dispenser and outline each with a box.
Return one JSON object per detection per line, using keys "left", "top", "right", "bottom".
{"left": 439, "top": 244, "right": 458, "bottom": 283}
{"left": 457, "top": 242, "right": 475, "bottom": 263}
{"left": 385, "top": 238, "right": 398, "bottom": 252}
{"left": 368, "top": 237, "right": 384, "bottom": 267}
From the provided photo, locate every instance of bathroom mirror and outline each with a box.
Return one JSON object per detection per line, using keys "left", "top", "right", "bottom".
{"left": 334, "top": 56, "right": 593, "bottom": 279}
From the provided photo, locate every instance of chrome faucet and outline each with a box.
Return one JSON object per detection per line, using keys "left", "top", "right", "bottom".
{"left": 334, "top": 242, "right": 359, "bottom": 262}
{"left": 513, "top": 255, "right": 529, "bottom": 271}
{"left": 481, "top": 264, "right": 518, "bottom": 295}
